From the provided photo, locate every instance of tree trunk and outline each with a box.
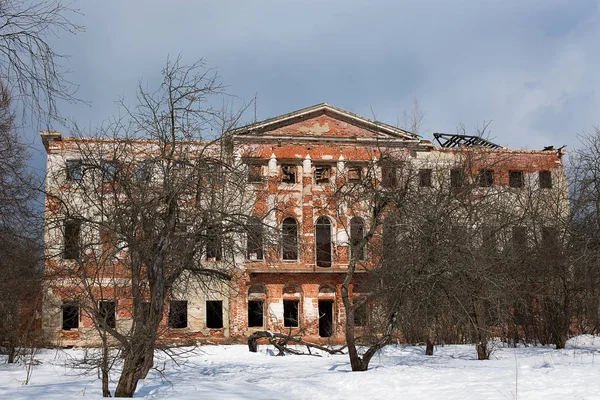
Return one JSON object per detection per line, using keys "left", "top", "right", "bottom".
{"left": 101, "top": 336, "right": 111, "bottom": 397}
{"left": 425, "top": 339, "right": 434, "bottom": 356}
{"left": 114, "top": 346, "right": 154, "bottom": 397}
{"left": 476, "top": 342, "right": 489, "bottom": 360}
{"left": 7, "top": 345, "right": 16, "bottom": 364}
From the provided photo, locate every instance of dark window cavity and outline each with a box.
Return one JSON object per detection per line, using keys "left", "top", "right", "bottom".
{"left": 509, "top": 170, "right": 524, "bottom": 188}
{"left": 348, "top": 166, "right": 362, "bottom": 182}
{"left": 247, "top": 164, "right": 262, "bottom": 183}
{"left": 206, "top": 300, "right": 223, "bottom": 329}
{"left": 66, "top": 160, "right": 83, "bottom": 181}
{"left": 314, "top": 165, "right": 331, "bottom": 184}
{"left": 381, "top": 164, "right": 397, "bottom": 188}
{"left": 206, "top": 226, "right": 222, "bottom": 260}
{"left": 248, "top": 300, "right": 264, "bottom": 327}
{"left": 315, "top": 216, "right": 333, "bottom": 267}
{"left": 539, "top": 170, "right": 552, "bottom": 189}
{"left": 450, "top": 168, "right": 464, "bottom": 188}
{"left": 168, "top": 300, "right": 188, "bottom": 329}
{"left": 283, "top": 299, "right": 299, "bottom": 327}
{"left": 62, "top": 302, "right": 79, "bottom": 330}
{"left": 98, "top": 300, "right": 116, "bottom": 329}
{"left": 246, "top": 216, "right": 264, "bottom": 261}
{"left": 478, "top": 169, "right": 494, "bottom": 187}
{"left": 64, "top": 219, "right": 82, "bottom": 260}
{"left": 350, "top": 217, "right": 366, "bottom": 261}
{"left": 542, "top": 226, "right": 559, "bottom": 249}
{"left": 419, "top": 169, "right": 432, "bottom": 187}
{"left": 282, "top": 217, "right": 298, "bottom": 261}
{"left": 281, "top": 165, "right": 296, "bottom": 184}
{"left": 102, "top": 160, "right": 119, "bottom": 181}
{"left": 318, "top": 300, "right": 334, "bottom": 337}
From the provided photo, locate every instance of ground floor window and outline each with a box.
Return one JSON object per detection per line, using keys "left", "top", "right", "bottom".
{"left": 61, "top": 302, "right": 79, "bottom": 330}
{"left": 283, "top": 300, "right": 299, "bottom": 327}
{"left": 318, "top": 300, "right": 334, "bottom": 337}
{"left": 98, "top": 300, "right": 116, "bottom": 329}
{"left": 206, "top": 300, "right": 223, "bottom": 329}
{"left": 248, "top": 300, "right": 264, "bottom": 327}
{"left": 168, "top": 300, "right": 188, "bottom": 329}
{"left": 353, "top": 302, "right": 368, "bottom": 327}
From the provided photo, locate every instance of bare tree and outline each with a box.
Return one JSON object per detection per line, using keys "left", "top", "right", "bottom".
{"left": 44, "top": 57, "right": 256, "bottom": 397}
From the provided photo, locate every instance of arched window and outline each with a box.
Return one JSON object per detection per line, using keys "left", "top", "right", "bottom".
{"left": 246, "top": 216, "right": 263, "bottom": 261}
{"left": 350, "top": 217, "right": 366, "bottom": 261}
{"left": 315, "top": 216, "right": 333, "bottom": 267}
{"left": 282, "top": 217, "right": 298, "bottom": 261}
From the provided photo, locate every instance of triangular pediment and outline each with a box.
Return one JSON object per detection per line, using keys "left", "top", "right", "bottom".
{"left": 234, "top": 103, "right": 418, "bottom": 141}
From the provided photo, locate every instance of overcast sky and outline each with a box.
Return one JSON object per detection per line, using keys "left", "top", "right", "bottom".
{"left": 26, "top": 0, "right": 600, "bottom": 171}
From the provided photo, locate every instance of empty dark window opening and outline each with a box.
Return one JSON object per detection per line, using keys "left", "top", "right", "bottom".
{"left": 64, "top": 219, "right": 81, "bottom": 260}
{"left": 281, "top": 165, "right": 296, "bottom": 184}
{"left": 450, "top": 169, "right": 464, "bottom": 188}
{"left": 350, "top": 217, "right": 366, "bottom": 261}
{"left": 353, "top": 302, "right": 367, "bottom": 327}
{"left": 283, "top": 299, "right": 299, "bottom": 327}
{"left": 206, "top": 226, "right": 222, "bottom": 261}
{"left": 419, "top": 169, "right": 432, "bottom": 187}
{"left": 318, "top": 300, "right": 334, "bottom": 337}
{"left": 479, "top": 169, "right": 494, "bottom": 187}
{"left": 206, "top": 300, "right": 223, "bottom": 329}
{"left": 98, "top": 300, "right": 116, "bottom": 329}
{"left": 348, "top": 166, "right": 362, "bottom": 182}
{"left": 539, "top": 170, "right": 552, "bottom": 189}
{"left": 282, "top": 217, "right": 298, "bottom": 261}
{"left": 246, "top": 217, "right": 264, "bottom": 261}
{"left": 168, "top": 300, "right": 188, "bottom": 329}
{"left": 66, "top": 160, "right": 83, "bottom": 181}
{"left": 314, "top": 166, "right": 331, "bottom": 184}
{"left": 542, "top": 226, "right": 559, "bottom": 249}
{"left": 248, "top": 300, "right": 264, "bottom": 327}
{"left": 315, "top": 216, "right": 333, "bottom": 267}
{"left": 247, "top": 164, "right": 262, "bottom": 183}
{"left": 381, "top": 164, "right": 397, "bottom": 188}
{"left": 509, "top": 170, "right": 524, "bottom": 188}
{"left": 62, "top": 302, "right": 79, "bottom": 330}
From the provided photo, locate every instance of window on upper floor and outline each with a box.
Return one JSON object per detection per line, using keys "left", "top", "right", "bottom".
{"left": 350, "top": 217, "right": 366, "bottom": 261}
{"left": 381, "top": 164, "right": 397, "bottom": 188}
{"left": 314, "top": 165, "right": 331, "bottom": 184}
{"left": 348, "top": 166, "right": 362, "bottom": 182}
{"left": 539, "top": 170, "right": 552, "bottom": 189}
{"left": 205, "top": 225, "right": 222, "bottom": 261}
{"left": 282, "top": 217, "right": 298, "bottom": 261}
{"left": 315, "top": 216, "right": 333, "bottom": 267}
{"left": 66, "top": 160, "right": 83, "bottom": 181}
{"left": 419, "top": 169, "right": 432, "bottom": 187}
{"left": 450, "top": 168, "right": 464, "bottom": 188}
{"left": 281, "top": 165, "right": 296, "bottom": 184}
{"left": 247, "top": 163, "right": 262, "bottom": 183}
{"left": 509, "top": 170, "right": 524, "bottom": 188}
{"left": 478, "top": 169, "right": 494, "bottom": 187}
{"left": 102, "top": 160, "right": 119, "bottom": 181}
{"left": 246, "top": 216, "right": 264, "bottom": 261}
{"left": 63, "top": 219, "right": 82, "bottom": 260}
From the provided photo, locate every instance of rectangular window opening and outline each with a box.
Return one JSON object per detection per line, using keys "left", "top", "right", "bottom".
{"left": 66, "top": 160, "right": 83, "bottom": 181}
{"left": 419, "top": 169, "right": 432, "bottom": 187}
{"left": 478, "top": 169, "right": 494, "bottom": 187}
{"left": 314, "top": 166, "right": 331, "bottom": 184}
{"left": 509, "top": 170, "right": 524, "bottom": 188}
{"left": 381, "top": 165, "right": 397, "bottom": 188}
{"left": 283, "top": 299, "right": 299, "bottom": 327}
{"left": 539, "top": 170, "right": 552, "bottom": 189}
{"left": 98, "top": 300, "right": 116, "bottom": 329}
{"left": 206, "top": 300, "right": 223, "bottom": 329}
{"left": 62, "top": 302, "right": 79, "bottom": 330}
{"left": 248, "top": 300, "right": 264, "bottom": 327}
{"left": 168, "top": 300, "right": 188, "bottom": 329}
{"left": 281, "top": 165, "right": 296, "bottom": 184}
{"left": 64, "top": 219, "right": 82, "bottom": 260}
{"left": 348, "top": 166, "right": 362, "bottom": 182}
{"left": 247, "top": 164, "right": 262, "bottom": 183}
{"left": 450, "top": 168, "right": 464, "bottom": 188}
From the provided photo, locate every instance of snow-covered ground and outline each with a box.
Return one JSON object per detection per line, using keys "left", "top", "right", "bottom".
{"left": 2, "top": 336, "right": 600, "bottom": 399}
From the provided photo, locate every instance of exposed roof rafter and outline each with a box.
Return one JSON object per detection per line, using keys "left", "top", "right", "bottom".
{"left": 433, "top": 133, "right": 502, "bottom": 149}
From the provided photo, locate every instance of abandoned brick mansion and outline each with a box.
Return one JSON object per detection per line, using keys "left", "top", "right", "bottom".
{"left": 40, "top": 103, "right": 568, "bottom": 346}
